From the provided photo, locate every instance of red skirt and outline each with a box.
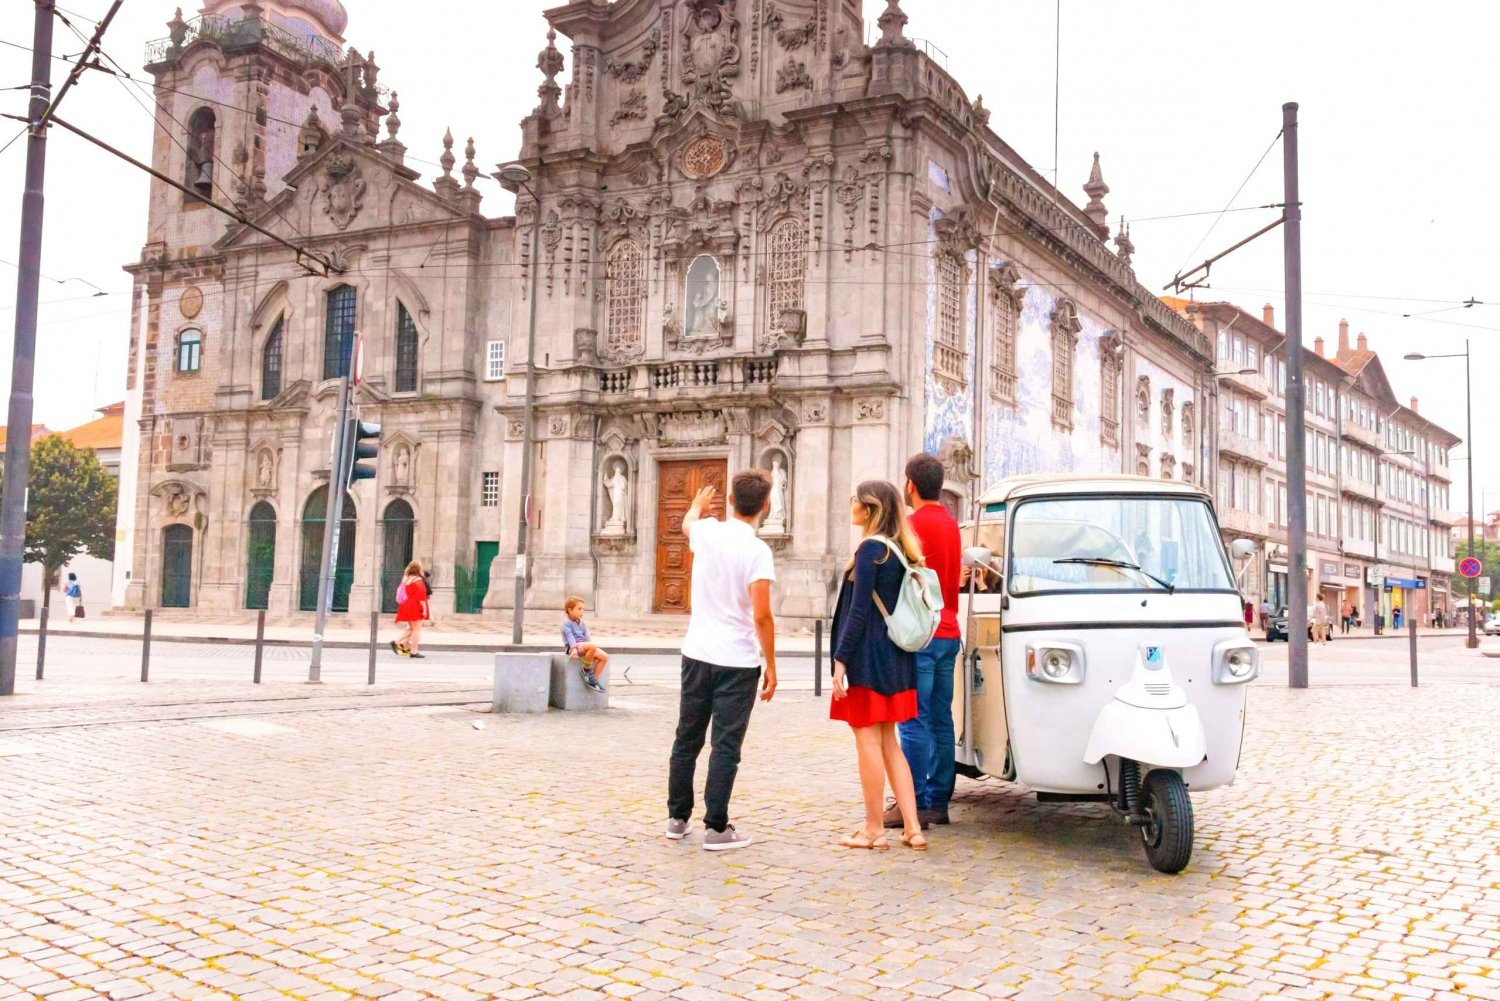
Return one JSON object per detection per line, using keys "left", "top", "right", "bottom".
{"left": 830, "top": 685, "right": 917, "bottom": 727}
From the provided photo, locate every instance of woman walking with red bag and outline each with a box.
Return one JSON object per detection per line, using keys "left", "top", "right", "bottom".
{"left": 390, "top": 560, "right": 429, "bottom": 658}
{"left": 829, "top": 480, "right": 927, "bottom": 851}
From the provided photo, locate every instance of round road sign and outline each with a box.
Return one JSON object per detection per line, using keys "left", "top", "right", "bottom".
{"left": 1459, "top": 556, "right": 1482, "bottom": 579}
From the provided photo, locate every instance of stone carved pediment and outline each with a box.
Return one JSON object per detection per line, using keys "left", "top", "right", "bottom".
{"left": 660, "top": 409, "right": 728, "bottom": 448}
{"left": 320, "top": 154, "right": 367, "bottom": 231}
{"left": 151, "top": 479, "right": 205, "bottom": 522}
{"left": 681, "top": 0, "right": 743, "bottom": 118}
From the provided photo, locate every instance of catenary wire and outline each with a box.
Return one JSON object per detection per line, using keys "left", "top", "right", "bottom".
{"left": 1171, "top": 129, "right": 1283, "bottom": 279}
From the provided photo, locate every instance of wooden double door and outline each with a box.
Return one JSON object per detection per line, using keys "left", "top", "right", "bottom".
{"left": 654, "top": 458, "right": 727, "bottom": 613}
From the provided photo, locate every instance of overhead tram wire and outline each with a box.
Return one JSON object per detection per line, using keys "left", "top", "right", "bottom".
{"left": 1170, "top": 129, "right": 1284, "bottom": 282}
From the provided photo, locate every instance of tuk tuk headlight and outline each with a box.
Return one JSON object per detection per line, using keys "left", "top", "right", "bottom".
{"left": 1212, "top": 639, "right": 1260, "bottom": 684}
{"left": 1026, "top": 643, "right": 1084, "bottom": 685}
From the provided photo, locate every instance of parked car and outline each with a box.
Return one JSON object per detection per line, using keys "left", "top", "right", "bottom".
{"left": 1265, "top": 606, "right": 1334, "bottom": 642}
{"left": 1484, "top": 615, "right": 1500, "bottom": 637}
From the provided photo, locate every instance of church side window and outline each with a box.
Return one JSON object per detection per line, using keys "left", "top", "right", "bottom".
{"left": 989, "top": 264, "right": 1023, "bottom": 406}
{"left": 767, "top": 219, "right": 806, "bottom": 340}
{"left": 185, "top": 108, "right": 216, "bottom": 201}
{"left": 176, "top": 328, "right": 202, "bottom": 374}
{"left": 933, "top": 251, "right": 967, "bottom": 388}
{"left": 1100, "top": 332, "right": 1122, "bottom": 447}
{"left": 323, "top": 285, "right": 357, "bottom": 381}
{"left": 605, "top": 240, "right": 644, "bottom": 358}
{"left": 395, "top": 302, "right": 419, "bottom": 393}
{"left": 261, "top": 317, "right": 283, "bottom": 400}
{"left": 1049, "top": 299, "right": 1081, "bottom": 432}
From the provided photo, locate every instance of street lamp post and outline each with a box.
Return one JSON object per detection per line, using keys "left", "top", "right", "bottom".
{"left": 1404, "top": 343, "right": 1478, "bottom": 649}
{"left": 498, "top": 161, "right": 543, "bottom": 645}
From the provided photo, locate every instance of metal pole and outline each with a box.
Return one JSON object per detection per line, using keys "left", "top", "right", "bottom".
{"left": 512, "top": 170, "right": 543, "bottom": 645}
{"left": 309, "top": 375, "right": 352, "bottom": 683}
{"left": 1409, "top": 600, "right": 1418, "bottom": 687}
{"left": 1465, "top": 340, "right": 1478, "bottom": 649}
{"left": 0, "top": 2, "right": 55, "bottom": 698}
{"left": 140, "top": 608, "right": 152, "bottom": 683}
{"left": 35, "top": 605, "right": 47, "bottom": 681}
{"left": 1281, "top": 102, "right": 1309, "bottom": 689}
{"left": 252, "top": 609, "right": 265, "bottom": 684}
{"left": 367, "top": 609, "right": 378, "bottom": 686}
{"left": 814, "top": 619, "right": 823, "bottom": 697}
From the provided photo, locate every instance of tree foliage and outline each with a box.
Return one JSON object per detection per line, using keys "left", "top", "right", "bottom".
{"left": 0, "top": 435, "right": 117, "bottom": 604}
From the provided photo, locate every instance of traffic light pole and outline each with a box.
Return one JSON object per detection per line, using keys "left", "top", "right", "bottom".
{"left": 309, "top": 373, "right": 353, "bottom": 684}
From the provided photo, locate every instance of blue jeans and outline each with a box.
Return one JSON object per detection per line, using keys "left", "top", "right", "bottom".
{"left": 898, "top": 636, "right": 961, "bottom": 812}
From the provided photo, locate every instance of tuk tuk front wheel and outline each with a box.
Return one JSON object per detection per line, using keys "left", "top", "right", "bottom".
{"left": 1140, "top": 769, "right": 1194, "bottom": 874}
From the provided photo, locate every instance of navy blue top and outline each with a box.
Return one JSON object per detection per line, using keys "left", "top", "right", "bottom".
{"left": 831, "top": 538, "right": 917, "bottom": 696}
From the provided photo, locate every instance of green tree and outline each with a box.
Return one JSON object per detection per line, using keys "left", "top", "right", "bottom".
{"left": 0, "top": 435, "right": 117, "bottom": 607}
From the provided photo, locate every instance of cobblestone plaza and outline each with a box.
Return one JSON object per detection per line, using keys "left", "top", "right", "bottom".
{"left": 1, "top": 638, "right": 1496, "bottom": 1000}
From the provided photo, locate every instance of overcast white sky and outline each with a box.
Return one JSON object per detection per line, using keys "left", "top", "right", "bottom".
{"left": 0, "top": 0, "right": 1495, "bottom": 520}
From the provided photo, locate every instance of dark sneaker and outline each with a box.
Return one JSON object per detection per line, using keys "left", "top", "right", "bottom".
{"left": 409, "top": 652, "right": 425, "bottom": 659}
{"left": 388, "top": 640, "right": 400, "bottom": 655}
{"left": 664, "top": 818, "right": 690, "bottom": 840}
{"left": 703, "top": 825, "right": 752, "bottom": 851}
{"left": 920, "top": 808, "right": 950, "bottom": 827}
{"left": 583, "top": 671, "right": 606, "bottom": 694}
{"left": 883, "top": 800, "right": 929, "bottom": 830}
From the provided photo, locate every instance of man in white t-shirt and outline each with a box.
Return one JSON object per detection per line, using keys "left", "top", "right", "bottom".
{"left": 665, "top": 469, "right": 777, "bottom": 851}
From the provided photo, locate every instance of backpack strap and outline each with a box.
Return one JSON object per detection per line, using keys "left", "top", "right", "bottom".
{"left": 867, "top": 536, "right": 909, "bottom": 620}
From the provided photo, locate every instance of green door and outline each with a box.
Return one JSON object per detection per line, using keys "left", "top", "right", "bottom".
{"left": 245, "top": 501, "right": 276, "bottom": 609}
{"left": 161, "top": 525, "right": 193, "bottom": 608}
{"left": 472, "top": 541, "right": 498, "bottom": 613}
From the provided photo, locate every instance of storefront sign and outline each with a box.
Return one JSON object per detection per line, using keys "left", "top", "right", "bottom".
{"left": 1320, "top": 560, "right": 1339, "bottom": 578}
{"left": 1343, "top": 563, "right": 1361, "bottom": 580}
{"left": 1383, "top": 577, "right": 1426, "bottom": 591}
{"left": 1481, "top": 578, "right": 1492, "bottom": 597}
{"left": 1269, "top": 563, "right": 1289, "bottom": 575}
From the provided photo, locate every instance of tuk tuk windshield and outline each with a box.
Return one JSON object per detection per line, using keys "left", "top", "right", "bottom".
{"left": 1008, "top": 495, "right": 1236, "bottom": 595}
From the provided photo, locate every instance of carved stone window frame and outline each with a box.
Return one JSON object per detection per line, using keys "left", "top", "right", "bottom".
{"left": 766, "top": 216, "right": 807, "bottom": 348}
{"left": 604, "top": 237, "right": 646, "bottom": 363}
{"left": 1049, "top": 299, "right": 1082, "bottom": 432}
{"left": 988, "top": 263, "right": 1025, "bottom": 406}
{"left": 1099, "top": 329, "right": 1124, "bottom": 448}
{"left": 933, "top": 248, "right": 968, "bottom": 390}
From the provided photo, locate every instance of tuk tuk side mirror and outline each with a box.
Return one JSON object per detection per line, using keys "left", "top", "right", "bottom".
{"left": 1230, "top": 538, "right": 1256, "bottom": 561}
{"left": 963, "top": 546, "right": 995, "bottom": 569}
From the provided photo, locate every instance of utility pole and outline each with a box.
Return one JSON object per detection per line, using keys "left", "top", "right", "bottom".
{"left": 0, "top": 1, "right": 56, "bottom": 697}
{"left": 1282, "top": 102, "right": 1310, "bottom": 689}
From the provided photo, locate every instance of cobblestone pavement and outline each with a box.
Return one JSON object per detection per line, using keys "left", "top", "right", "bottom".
{"left": 1, "top": 670, "right": 1498, "bottom": 999}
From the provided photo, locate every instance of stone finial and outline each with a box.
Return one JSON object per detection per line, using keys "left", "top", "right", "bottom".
{"left": 1114, "top": 217, "right": 1135, "bottom": 267}
{"left": 462, "top": 137, "right": 478, "bottom": 190}
{"left": 439, "top": 128, "right": 456, "bottom": 178}
{"left": 297, "top": 105, "right": 327, "bottom": 159}
{"left": 972, "top": 93, "right": 991, "bottom": 128}
{"left": 536, "top": 27, "right": 565, "bottom": 115}
{"left": 1083, "top": 152, "right": 1110, "bottom": 234}
{"left": 384, "top": 91, "right": 401, "bottom": 142}
{"left": 875, "top": 0, "right": 914, "bottom": 49}
{"left": 167, "top": 8, "right": 188, "bottom": 51}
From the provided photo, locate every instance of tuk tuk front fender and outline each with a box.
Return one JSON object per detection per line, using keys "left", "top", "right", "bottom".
{"left": 1083, "top": 701, "right": 1207, "bottom": 770}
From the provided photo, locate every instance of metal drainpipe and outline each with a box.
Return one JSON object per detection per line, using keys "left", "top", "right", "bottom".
{"left": 588, "top": 414, "right": 602, "bottom": 604}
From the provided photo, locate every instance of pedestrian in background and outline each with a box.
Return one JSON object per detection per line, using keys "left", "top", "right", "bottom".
{"left": 665, "top": 472, "right": 777, "bottom": 852}
{"left": 1341, "top": 600, "right": 1354, "bottom": 635}
{"left": 889, "top": 454, "right": 961, "bottom": 832}
{"left": 1312, "top": 596, "right": 1330, "bottom": 645}
{"left": 390, "top": 560, "right": 429, "bottom": 658}
{"left": 831, "top": 480, "right": 927, "bottom": 852}
{"left": 1259, "top": 599, "right": 1272, "bottom": 634}
{"left": 64, "top": 572, "right": 83, "bottom": 619}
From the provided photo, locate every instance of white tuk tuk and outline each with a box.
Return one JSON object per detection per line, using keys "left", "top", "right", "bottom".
{"left": 955, "top": 474, "right": 1258, "bottom": 873}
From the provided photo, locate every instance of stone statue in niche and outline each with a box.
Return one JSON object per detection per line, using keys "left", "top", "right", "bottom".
{"left": 684, "top": 255, "right": 721, "bottom": 339}
{"left": 602, "top": 461, "right": 630, "bottom": 536}
{"left": 256, "top": 450, "right": 273, "bottom": 488}
{"left": 761, "top": 455, "right": 789, "bottom": 535}
{"left": 392, "top": 444, "right": 413, "bottom": 487}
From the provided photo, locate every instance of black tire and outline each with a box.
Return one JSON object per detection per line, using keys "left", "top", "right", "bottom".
{"left": 1140, "top": 769, "right": 1193, "bottom": 874}
{"left": 955, "top": 762, "right": 985, "bottom": 780}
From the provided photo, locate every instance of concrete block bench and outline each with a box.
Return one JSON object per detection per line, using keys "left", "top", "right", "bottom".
{"left": 492, "top": 653, "right": 551, "bottom": 713}
{"left": 550, "top": 654, "right": 610, "bottom": 711}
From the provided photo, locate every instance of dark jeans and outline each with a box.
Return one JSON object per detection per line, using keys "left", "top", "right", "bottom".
{"left": 667, "top": 657, "right": 760, "bottom": 832}
{"left": 898, "top": 636, "right": 961, "bottom": 812}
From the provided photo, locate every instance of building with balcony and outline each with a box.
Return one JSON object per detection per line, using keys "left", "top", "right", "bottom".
{"left": 1167, "top": 301, "right": 1461, "bottom": 625}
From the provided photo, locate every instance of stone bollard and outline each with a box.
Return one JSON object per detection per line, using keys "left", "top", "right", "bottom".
{"left": 549, "top": 654, "right": 610, "bottom": 711}
{"left": 492, "top": 653, "right": 551, "bottom": 713}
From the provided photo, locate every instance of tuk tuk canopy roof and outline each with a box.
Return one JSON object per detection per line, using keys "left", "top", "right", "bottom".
{"left": 976, "top": 474, "right": 1211, "bottom": 510}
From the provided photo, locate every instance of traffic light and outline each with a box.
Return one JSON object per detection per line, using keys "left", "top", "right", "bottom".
{"left": 347, "top": 418, "right": 382, "bottom": 484}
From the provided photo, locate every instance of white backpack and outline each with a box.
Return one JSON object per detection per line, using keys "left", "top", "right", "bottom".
{"left": 869, "top": 537, "right": 944, "bottom": 653}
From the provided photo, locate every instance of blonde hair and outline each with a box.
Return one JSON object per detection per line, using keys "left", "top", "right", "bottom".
{"left": 404, "top": 560, "right": 423, "bottom": 577}
{"left": 564, "top": 596, "right": 585, "bottom": 612}
{"left": 849, "top": 480, "right": 924, "bottom": 569}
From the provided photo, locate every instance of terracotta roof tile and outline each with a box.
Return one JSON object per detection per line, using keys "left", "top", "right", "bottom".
{"left": 55, "top": 414, "right": 123, "bottom": 451}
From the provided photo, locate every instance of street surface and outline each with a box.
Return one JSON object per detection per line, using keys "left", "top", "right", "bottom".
{"left": 0, "top": 635, "right": 1496, "bottom": 1000}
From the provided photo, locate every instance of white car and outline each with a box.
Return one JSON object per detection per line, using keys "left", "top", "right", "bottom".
{"left": 1484, "top": 616, "right": 1500, "bottom": 637}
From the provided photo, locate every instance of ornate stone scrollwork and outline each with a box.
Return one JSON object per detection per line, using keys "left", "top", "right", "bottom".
{"left": 607, "top": 28, "right": 660, "bottom": 82}
{"left": 611, "top": 89, "right": 648, "bottom": 126}
{"left": 659, "top": 410, "right": 728, "bottom": 448}
{"left": 320, "top": 154, "right": 366, "bottom": 231}
{"left": 854, "top": 398, "right": 886, "bottom": 422}
{"left": 775, "top": 60, "right": 813, "bottom": 93}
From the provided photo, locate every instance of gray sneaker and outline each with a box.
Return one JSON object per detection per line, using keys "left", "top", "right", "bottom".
{"left": 702, "top": 825, "right": 752, "bottom": 852}
{"left": 664, "top": 818, "right": 690, "bottom": 841}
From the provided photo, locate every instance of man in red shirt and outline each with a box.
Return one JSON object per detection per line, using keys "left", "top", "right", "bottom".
{"left": 885, "top": 453, "right": 963, "bottom": 830}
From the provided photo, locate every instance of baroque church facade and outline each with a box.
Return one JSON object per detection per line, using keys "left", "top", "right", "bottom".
{"left": 121, "top": 0, "right": 1211, "bottom": 622}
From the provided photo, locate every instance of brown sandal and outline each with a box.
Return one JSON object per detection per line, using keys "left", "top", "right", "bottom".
{"left": 838, "top": 829, "right": 891, "bottom": 851}
{"left": 901, "top": 830, "right": 929, "bottom": 852}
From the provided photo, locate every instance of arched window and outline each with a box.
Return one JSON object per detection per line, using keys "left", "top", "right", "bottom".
{"left": 605, "top": 239, "right": 644, "bottom": 359}
{"left": 323, "top": 284, "right": 357, "bottom": 380}
{"left": 185, "top": 108, "right": 216, "bottom": 199}
{"left": 245, "top": 501, "right": 276, "bottom": 610}
{"left": 261, "top": 317, "right": 283, "bottom": 400}
{"left": 176, "top": 329, "right": 202, "bottom": 373}
{"left": 394, "top": 302, "right": 418, "bottom": 393}
{"left": 767, "top": 218, "right": 806, "bottom": 340}
{"left": 933, "top": 250, "right": 966, "bottom": 387}
{"left": 1049, "top": 299, "right": 1082, "bottom": 432}
{"left": 299, "top": 486, "right": 356, "bottom": 612}
{"left": 988, "top": 264, "right": 1024, "bottom": 406}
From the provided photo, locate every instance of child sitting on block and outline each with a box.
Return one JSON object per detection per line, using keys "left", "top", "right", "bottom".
{"left": 562, "top": 597, "right": 609, "bottom": 693}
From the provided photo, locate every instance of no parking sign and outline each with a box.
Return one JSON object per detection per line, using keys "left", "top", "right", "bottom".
{"left": 1460, "top": 556, "right": 1483, "bottom": 579}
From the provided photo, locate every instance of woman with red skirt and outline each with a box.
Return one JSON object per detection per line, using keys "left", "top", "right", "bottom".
{"left": 391, "top": 560, "right": 429, "bottom": 658}
{"left": 830, "top": 480, "right": 927, "bottom": 851}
